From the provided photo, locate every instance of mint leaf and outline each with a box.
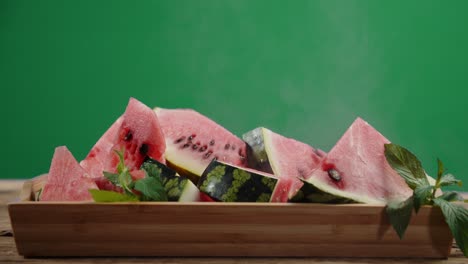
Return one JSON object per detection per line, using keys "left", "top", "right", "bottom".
{"left": 439, "top": 174, "right": 462, "bottom": 187}
{"left": 433, "top": 198, "right": 468, "bottom": 257}
{"left": 103, "top": 171, "right": 120, "bottom": 186}
{"left": 384, "top": 144, "right": 428, "bottom": 189}
{"left": 414, "top": 185, "right": 434, "bottom": 213}
{"left": 386, "top": 196, "right": 414, "bottom": 239}
{"left": 119, "top": 170, "right": 133, "bottom": 191}
{"left": 105, "top": 148, "right": 135, "bottom": 195}
{"left": 437, "top": 158, "right": 444, "bottom": 180}
{"left": 437, "top": 191, "right": 465, "bottom": 202}
{"left": 114, "top": 149, "right": 126, "bottom": 174}
{"left": 134, "top": 176, "right": 167, "bottom": 201}
{"left": 89, "top": 189, "right": 138, "bottom": 202}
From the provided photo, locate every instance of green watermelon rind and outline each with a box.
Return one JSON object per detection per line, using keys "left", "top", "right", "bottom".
{"left": 141, "top": 159, "right": 201, "bottom": 202}
{"left": 290, "top": 179, "right": 357, "bottom": 204}
{"left": 299, "top": 172, "right": 438, "bottom": 205}
{"left": 301, "top": 176, "right": 384, "bottom": 204}
{"left": 198, "top": 160, "right": 279, "bottom": 202}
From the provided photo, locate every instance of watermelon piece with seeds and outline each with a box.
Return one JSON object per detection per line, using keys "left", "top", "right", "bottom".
{"left": 301, "top": 117, "right": 412, "bottom": 205}
{"left": 154, "top": 108, "right": 248, "bottom": 183}
{"left": 81, "top": 98, "right": 166, "bottom": 181}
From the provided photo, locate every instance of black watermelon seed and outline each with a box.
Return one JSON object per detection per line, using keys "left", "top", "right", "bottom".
{"left": 209, "top": 140, "right": 215, "bottom": 146}
{"left": 224, "top": 143, "right": 230, "bottom": 150}
{"left": 124, "top": 130, "right": 133, "bottom": 141}
{"left": 182, "top": 143, "right": 191, "bottom": 149}
{"left": 199, "top": 145, "right": 207, "bottom": 152}
{"left": 188, "top": 134, "right": 196, "bottom": 141}
{"left": 328, "top": 169, "right": 341, "bottom": 182}
{"left": 192, "top": 144, "right": 198, "bottom": 150}
{"left": 139, "top": 144, "right": 149, "bottom": 155}
{"left": 174, "top": 136, "right": 185, "bottom": 144}
{"left": 203, "top": 151, "right": 213, "bottom": 159}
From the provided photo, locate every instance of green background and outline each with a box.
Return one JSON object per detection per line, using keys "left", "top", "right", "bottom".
{"left": 2, "top": 0, "right": 467, "bottom": 191}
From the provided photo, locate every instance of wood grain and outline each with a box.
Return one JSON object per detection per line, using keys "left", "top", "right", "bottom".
{"left": 9, "top": 201, "right": 453, "bottom": 258}
{"left": 1, "top": 180, "right": 467, "bottom": 263}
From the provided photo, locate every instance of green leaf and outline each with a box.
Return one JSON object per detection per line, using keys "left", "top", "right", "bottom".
{"left": 386, "top": 196, "right": 414, "bottom": 239}
{"left": 103, "top": 171, "right": 120, "bottom": 186}
{"left": 433, "top": 198, "right": 468, "bottom": 257}
{"left": 414, "top": 185, "right": 434, "bottom": 213}
{"left": 437, "top": 158, "right": 444, "bottom": 180}
{"left": 89, "top": 189, "right": 138, "bottom": 202}
{"left": 134, "top": 176, "right": 167, "bottom": 201}
{"left": 119, "top": 170, "right": 133, "bottom": 187}
{"left": 384, "top": 144, "right": 428, "bottom": 190}
{"left": 439, "top": 174, "right": 463, "bottom": 187}
{"left": 114, "top": 149, "right": 126, "bottom": 174}
{"left": 437, "top": 191, "right": 465, "bottom": 202}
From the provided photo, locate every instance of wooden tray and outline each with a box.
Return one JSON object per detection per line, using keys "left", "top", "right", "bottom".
{"left": 8, "top": 177, "right": 453, "bottom": 258}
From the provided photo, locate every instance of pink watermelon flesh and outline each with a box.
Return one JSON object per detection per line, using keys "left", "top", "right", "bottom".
{"left": 243, "top": 127, "right": 325, "bottom": 202}
{"left": 80, "top": 98, "right": 166, "bottom": 182}
{"left": 40, "top": 146, "right": 98, "bottom": 201}
{"left": 303, "top": 117, "right": 412, "bottom": 205}
{"left": 155, "top": 108, "right": 248, "bottom": 181}
{"left": 80, "top": 116, "right": 123, "bottom": 180}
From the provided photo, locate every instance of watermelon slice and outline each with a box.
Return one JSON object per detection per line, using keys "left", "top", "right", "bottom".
{"left": 301, "top": 117, "right": 412, "bottom": 205}
{"left": 40, "top": 146, "right": 98, "bottom": 201}
{"left": 154, "top": 108, "right": 248, "bottom": 183}
{"left": 81, "top": 98, "right": 166, "bottom": 180}
{"left": 80, "top": 116, "right": 123, "bottom": 180}
{"left": 243, "top": 127, "right": 325, "bottom": 202}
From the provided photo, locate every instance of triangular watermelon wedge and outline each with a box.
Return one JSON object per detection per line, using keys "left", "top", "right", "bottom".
{"left": 40, "top": 146, "right": 98, "bottom": 201}
{"left": 154, "top": 108, "right": 248, "bottom": 183}
{"left": 80, "top": 98, "right": 166, "bottom": 180}
{"left": 300, "top": 117, "right": 412, "bottom": 205}
{"left": 243, "top": 127, "right": 325, "bottom": 202}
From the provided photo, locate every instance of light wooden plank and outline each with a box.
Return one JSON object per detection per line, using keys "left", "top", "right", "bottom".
{"left": 8, "top": 202, "right": 453, "bottom": 258}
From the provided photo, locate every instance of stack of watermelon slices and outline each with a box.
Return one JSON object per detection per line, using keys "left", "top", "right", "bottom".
{"left": 38, "top": 97, "right": 413, "bottom": 205}
{"left": 41, "top": 98, "right": 168, "bottom": 201}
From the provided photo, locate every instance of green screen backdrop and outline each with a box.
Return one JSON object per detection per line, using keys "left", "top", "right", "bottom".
{"left": 2, "top": 0, "right": 467, "bottom": 191}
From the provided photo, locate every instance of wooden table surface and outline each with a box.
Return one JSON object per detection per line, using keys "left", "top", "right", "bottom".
{"left": 1, "top": 180, "right": 466, "bottom": 264}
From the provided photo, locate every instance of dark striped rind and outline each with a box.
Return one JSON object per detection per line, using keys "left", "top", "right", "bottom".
{"left": 198, "top": 160, "right": 278, "bottom": 202}
{"left": 141, "top": 158, "right": 193, "bottom": 201}
{"left": 289, "top": 179, "right": 357, "bottom": 204}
